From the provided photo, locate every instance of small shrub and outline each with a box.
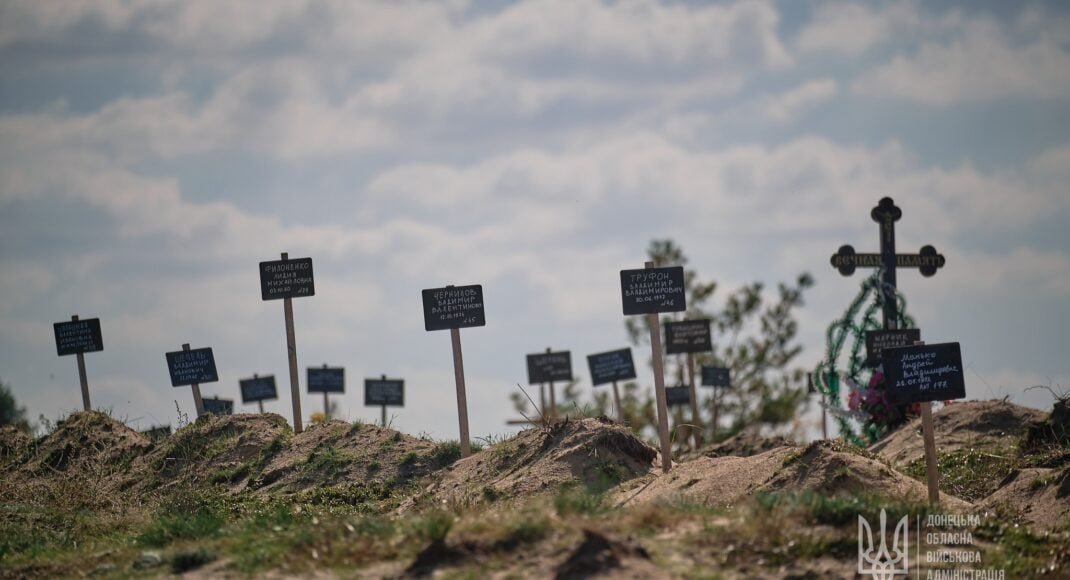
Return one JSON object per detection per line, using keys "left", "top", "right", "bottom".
{"left": 554, "top": 485, "right": 606, "bottom": 516}
{"left": 419, "top": 511, "right": 453, "bottom": 542}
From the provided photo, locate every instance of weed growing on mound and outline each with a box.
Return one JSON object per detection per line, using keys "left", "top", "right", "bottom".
{"left": 751, "top": 490, "right": 933, "bottom": 527}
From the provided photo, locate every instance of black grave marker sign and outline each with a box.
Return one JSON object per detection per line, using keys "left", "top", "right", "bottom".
{"left": 166, "top": 348, "right": 219, "bottom": 387}
{"left": 587, "top": 348, "right": 637, "bottom": 386}
{"left": 54, "top": 318, "right": 103, "bottom": 356}
{"left": 882, "top": 342, "right": 966, "bottom": 405}
{"left": 700, "top": 366, "right": 731, "bottom": 388}
{"left": 526, "top": 351, "right": 573, "bottom": 384}
{"left": 202, "top": 397, "right": 234, "bottom": 415}
{"left": 422, "top": 285, "right": 486, "bottom": 331}
{"left": 866, "top": 329, "right": 921, "bottom": 367}
{"left": 240, "top": 375, "right": 278, "bottom": 403}
{"left": 664, "top": 319, "right": 712, "bottom": 355}
{"left": 307, "top": 367, "right": 345, "bottom": 394}
{"left": 619, "top": 266, "right": 686, "bottom": 315}
{"left": 365, "top": 379, "right": 404, "bottom": 407}
{"left": 259, "top": 257, "right": 315, "bottom": 300}
{"left": 665, "top": 386, "right": 691, "bottom": 407}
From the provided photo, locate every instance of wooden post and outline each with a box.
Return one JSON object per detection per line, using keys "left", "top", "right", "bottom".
{"left": 611, "top": 381, "right": 623, "bottom": 423}
{"left": 450, "top": 327, "right": 471, "bottom": 457}
{"left": 539, "top": 384, "right": 547, "bottom": 418}
{"left": 183, "top": 343, "right": 205, "bottom": 418}
{"left": 820, "top": 391, "right": 828, "bottom": 440}
{"left": 711, "top": 386, "right": 720, "bottom": 441}
{"left": 70, "top": 315, "right": 92, "bottom": 411}
{"left": 645, "top": 261, "right": 672, "bottom": 473}
{"left": 545, "top": 348, "right": 556, "bottom": 419}
{"left": 323, "top": 392, "right": 329, "bottom": 419}
{"left": 258, "top": 400, "right": 264, "bottom": 414}
{"left": 281, "top": 252, "right": 303, "bottom": 434}
{"left": 686, "top": 352, "right": 702, "bottom": 448}
{"left": 915, "top": 340, "right": 940, "bottom": 505}
{"left": 380, "top": 375, "right": 388, "bottom": 428}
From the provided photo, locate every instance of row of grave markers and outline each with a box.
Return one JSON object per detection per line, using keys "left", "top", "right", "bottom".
{"left": 52, "top": 198, "right": 965, "bottom": 501}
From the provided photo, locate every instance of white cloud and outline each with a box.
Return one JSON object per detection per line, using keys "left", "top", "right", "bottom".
{"left": 763, "top": 78, "right": 838, "bottom": 122}
{"left": 853, "top": 17, "right": 1070, "bottom": 104}
{"left": 796, "top": 1, "right": 921, "bottom": 56}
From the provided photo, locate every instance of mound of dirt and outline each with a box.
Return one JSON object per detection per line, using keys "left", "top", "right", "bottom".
{"left": 869, "top": 400, "right": 1045, "bottom": 466}
{"left": 617, "top": 446, "right": 798, "bottom": 507}
{"left": 251, "top": 418, "right": 447, "bottom": 498}
{"left": 763, "top": 441, "right": 969, "bottom": 508}
{"left": 1023, "top": 399, "right": 1070, "bottom": 450}
{"left": 982, "top": 466, "right": 1070, "bottom": 531}
{"left": 416, "top": 417, "right": 657, "bottom": 508}
{"left": 621, "top": 440, "right": 970, "bottom": 509}
{"left": 555, "top": 529, "right": 666, "bottom": 580}
{"left": 133, "top": 412, "right": 292, "bottom": 493}
{"left": 704, "top": 431, "right": 796, "bottom": 458}
{"left": 14, "top": 411, "right": 150, "bottom": 477}
{"left": 0, "top": 425, "right": 32, "bottom": 462}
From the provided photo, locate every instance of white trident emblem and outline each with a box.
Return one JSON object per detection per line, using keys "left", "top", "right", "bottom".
{"left": 858, "top": 508, "right": 909, "bottom": 579}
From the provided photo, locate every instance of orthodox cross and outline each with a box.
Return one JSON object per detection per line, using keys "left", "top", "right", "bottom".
{"left": 830, "top": 197, "right": 946, "bottom": 330}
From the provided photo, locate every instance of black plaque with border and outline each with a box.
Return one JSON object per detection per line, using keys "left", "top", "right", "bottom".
{"left": 422, "top": 285, "right": 486, "bottom": 331}
{"left": 364, "top": 379, "right": 404, "bottom": 407}
{"left": 54, "top": 318, "right": 103, "bottom": 356}
{"left": 865, "top": 329, "right": 921, "bottom": 367}
{"left": 620, "top": 266, "right": 686, "bottom": 315}
{"left": 527, "top": 351, "right": 573, "bottom": 384}
{"left": 665, "top": 386, "right": 691, "bottom": 407}
{"left": 700, "top": 366, "right": 731, "bottom": 388}
{"left": 239, "top": 375, "right": 278, "bottom": 403}
{"left": 165, "top": 348, "right": 219, "bottom": 387}
{"left": 259, "top": 257, "right": 315, "bottom": 300}
{"left": 307, "top": 367, "right": 345, "bottom": 394}
{"left": 882, "top": 342, "right": 966, "bottom": 404}
{"left": 202, "top": 397, "right": 234, "bottom": 415}
{"left": 664, "top": 319, "right": 712, "bottom": 354}
{"left": 587, "top": 348, "right": 637, "bottom": 386}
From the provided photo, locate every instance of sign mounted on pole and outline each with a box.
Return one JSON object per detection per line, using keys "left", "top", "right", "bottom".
{"left": 587, "top": 348, "right": 635, "bottom": 424}
{"left": 365, "top": 378, "right": 404, "bottom": 407}
{"left": 664, "top": 319, "right": 712, "bottom": 354}
{"left": 239, "top": 375, "right": 278, "bottom": 403}
{"left": 619, "top": 266, "right": 686, "bottom": 315}
{"left": 526, "top": 351, "right": 572, "bottom": 384}
{"left": 865, "top": 328, "right": 921, "bottom": 368}
{"left": 422, "top": 283, "right": 486, "bottom": 457}
{"left": 620, "top": 262, "right": 684, "bottom": 473}
{"left": 700, "top": 366, "right": 731, "bottom": 388}
{"left": 883, "top": 340, "right": 966, "bottom": 506}
{"left": 202, "top": 397, "right": 234, "bottom": 415}
{"left": 422, "top": 285, "right": 486, "bottom": 331}
{"left": 881, "top": 342, "right": 965, "bottom": 405}
{"left": 587, "top": 349, "right": 636, "bottom": 385}
{"left": 259, "top": 252, "right": 314, "bottom": 433}
{"left": 165, "top": 344, "right": 218, "bottom": 418}
{"left": 307, "top": 366, "right": 345, "bottom": 394}
{"left": 665, "top": 386, "right": 691, "bottom": 407}
{"left": 53, "top": 315, "right": 103, "bottom": 411}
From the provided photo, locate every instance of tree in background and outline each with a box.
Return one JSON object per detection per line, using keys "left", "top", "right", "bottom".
{"left": 1, "top": 379, "right": 32, "bottom": 433}
{"left": 513, "top": 239, "right": 813, "bottom": 448}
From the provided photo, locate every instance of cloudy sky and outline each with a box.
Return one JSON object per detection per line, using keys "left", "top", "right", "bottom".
{"left": 2, "top": 0, "right": 1068, "bottom": 440}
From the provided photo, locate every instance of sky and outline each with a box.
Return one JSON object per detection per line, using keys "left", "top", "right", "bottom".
{"left": 1, "top": 0, "right": 1068, "bottom": 441}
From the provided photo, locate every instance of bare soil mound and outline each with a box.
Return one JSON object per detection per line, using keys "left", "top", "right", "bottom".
{"left": 703, "top": 431, "right": 796, "bottom": 458}
{"left": 133, "top": 412, "right": 292, "bottom": 494}
{"left": 0, "top": 425, "right": 31, "bottom": 463}
{"left": 982, "top": 466, "right": 1070, "bottom": 531}
{"left": 1023, "top": 399, "right": 1070, "bottom": 450}
{"left": 555, "top": 529, "right": 667, "bottom": 579}
{"left": 12, "top": 411, "right": 150, "bottom": 478}
{"left": 251, "top": 419, "right": 447, "bottom": 500}
{"left": 763, "top": 441, "right": 969, "bottom": 508}
{"left": 416, "top": 417, "right": 657, "bottom": 508}
{"left": 617, "top": 446, "right": 797, "bottom": 507}
{"left": 621, "top": 440, "right": 970, "bottom": 509}
{"left": 869, "top": 400, "right": 1045, "bottom": 466}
